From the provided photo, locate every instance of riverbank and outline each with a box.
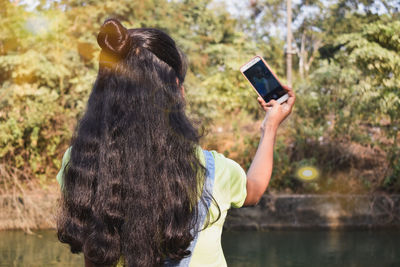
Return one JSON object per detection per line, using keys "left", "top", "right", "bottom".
{"left": 0, "top": 186, "right": 59, "bottom": 231}
{"left": 1, "top": 190, "right": 400, "bottom": 231}
{"left": 225, "top": 194, "right": 400, "bottom": 230}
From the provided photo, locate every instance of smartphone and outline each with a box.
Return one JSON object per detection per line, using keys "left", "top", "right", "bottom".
{"left": 240, "top": 56, "right": 289, "bottom": 104}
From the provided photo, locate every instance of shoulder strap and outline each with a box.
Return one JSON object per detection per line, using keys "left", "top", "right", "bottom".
{"left": 164, "top": 150, "right": 215, "bottom": 267}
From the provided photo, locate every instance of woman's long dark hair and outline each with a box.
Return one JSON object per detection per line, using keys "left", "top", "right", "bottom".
{"left": 57, "top": 18, "right": 217, "bottom": 267}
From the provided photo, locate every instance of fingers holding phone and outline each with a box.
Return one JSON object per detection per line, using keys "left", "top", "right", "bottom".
{"left": 257, "top": 96, "right": 269, "bottom": 111}
{"left": 283, "top": 85, "right": 295, "bottom": 105}
{"left": 258, "top": 87, "right": 295, "bottom": 132}
{"left": 281, "top": 85, "right": 295, "bottom": 114}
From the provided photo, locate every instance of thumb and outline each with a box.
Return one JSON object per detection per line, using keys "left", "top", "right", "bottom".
{"left": 266, "top": 99, "right": 280, "bottom": 110}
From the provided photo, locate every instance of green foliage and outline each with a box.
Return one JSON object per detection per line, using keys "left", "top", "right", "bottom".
{"left": 0, "top": 1, "right": 98, "bottom": 183}
{"left": 1, "top": 0, "right": 399, "bottom": 193}
{"left": 269, "top": 137, "right": 297, "bottom": 191}
{"left": 0, "top": 0, "right": 275, "bottom": 184}
{"left": 295, "top": 17, "right": 400, "bottom": 191}
{"left": 247, "top": 0, "right": 399, "bottom": 192}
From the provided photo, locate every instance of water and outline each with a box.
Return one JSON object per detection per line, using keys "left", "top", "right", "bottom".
{"left": 221, "top": 230, "right": 400, "bottom": 267}
{"left": 0, "top": 230, "right": 82, "bottom": 267}
{"left": 1, "top": 230, "right": 399, "bottom": 266}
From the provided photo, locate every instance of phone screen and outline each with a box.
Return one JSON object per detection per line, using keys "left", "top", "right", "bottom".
{"left": 243, "top": 59, "right": 287, "bottom": 102}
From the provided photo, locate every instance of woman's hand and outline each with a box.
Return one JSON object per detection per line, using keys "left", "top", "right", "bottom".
{"left": 257, "top": 86, "right": 296, "bottom": 134}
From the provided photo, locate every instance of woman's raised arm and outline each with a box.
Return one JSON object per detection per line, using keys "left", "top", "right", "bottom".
{"left": 243, "top": 86, "right": 295, "bottom": 206}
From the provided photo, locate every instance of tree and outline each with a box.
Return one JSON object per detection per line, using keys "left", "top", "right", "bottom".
{"left": 0, "top": 0, "right": 262, "bottom": 184}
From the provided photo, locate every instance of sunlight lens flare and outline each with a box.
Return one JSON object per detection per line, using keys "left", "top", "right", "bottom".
{"left": 25, "top": 16, "right": 51, "bottom": 35}
{"left": 296, "top": 166, "right": 319, "bottom": 181}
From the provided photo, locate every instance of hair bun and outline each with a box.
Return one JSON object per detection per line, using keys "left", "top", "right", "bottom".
{"left": 97, "top": 18, "right": 131, "bottom": 58}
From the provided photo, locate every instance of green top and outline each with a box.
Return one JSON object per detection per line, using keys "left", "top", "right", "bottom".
{"left": 56, "top": 146, "right": 247, "bottom": 267}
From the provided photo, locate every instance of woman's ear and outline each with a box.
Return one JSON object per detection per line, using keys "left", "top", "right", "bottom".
{"left": 181, "top": 85, "right": 185, "bottom": 98}
{"left": 176, "top": 77, "right": 185, "bottom": 98}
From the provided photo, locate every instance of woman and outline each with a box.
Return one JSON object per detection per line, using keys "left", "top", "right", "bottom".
{"left": 56, "top": 18, "right": 295, "bottom": 267}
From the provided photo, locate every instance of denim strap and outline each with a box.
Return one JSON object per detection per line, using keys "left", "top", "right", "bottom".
{"left": 164, "top": 150, "right": 215, "bottom": 266}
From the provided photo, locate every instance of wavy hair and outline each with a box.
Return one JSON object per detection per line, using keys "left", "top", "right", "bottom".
{"left": 57, "top": 18, "right": 218, "bottom": 266}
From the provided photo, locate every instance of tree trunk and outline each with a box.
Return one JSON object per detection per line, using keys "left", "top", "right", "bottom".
{"left": 299, "top": 30, "right": 306, "bottom": 79}
{"left": 286, "top": 0, "right": 292, "bottom": 87}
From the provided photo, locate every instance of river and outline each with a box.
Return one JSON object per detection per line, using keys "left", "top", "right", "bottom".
{"left": 1, "top": 230, "right": 399, "bottom": 266}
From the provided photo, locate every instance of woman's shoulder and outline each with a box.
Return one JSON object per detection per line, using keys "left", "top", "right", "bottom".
{"left": 200, "top": 147, "right": 247, "bottom": 208}
{"left": 56, "top": 146, "right": 72, "bottom": 188}
{"left": 197, "top": 146, "right": 241, "bottom": 167}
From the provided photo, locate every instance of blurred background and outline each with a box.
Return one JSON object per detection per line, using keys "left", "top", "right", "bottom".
{"left": 0, "top": 0, "right": 399, "bottom": 266}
